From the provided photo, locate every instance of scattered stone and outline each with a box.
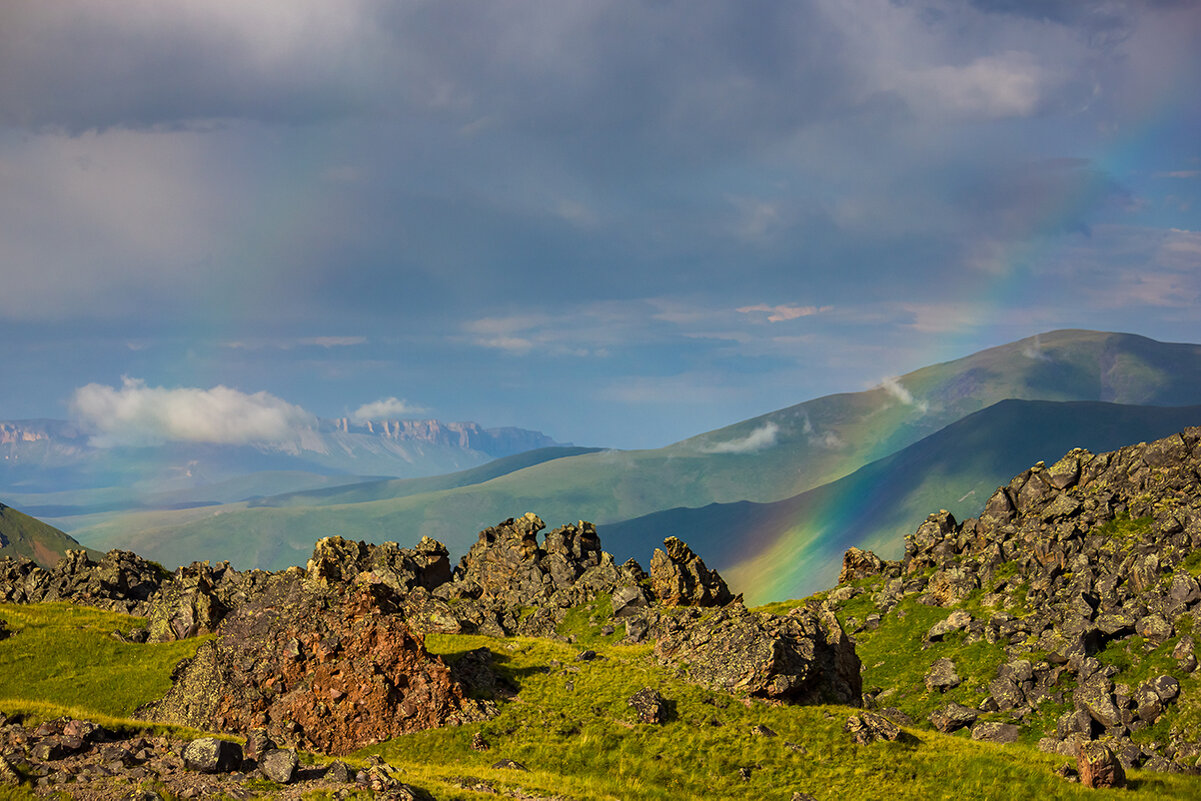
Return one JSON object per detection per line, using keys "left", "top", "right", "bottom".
{"left": 929, "top": 703, "right": 978, "bottom": 734}
{"left": 490, "top": 758, "right": 529, "bottom": 771}
{"left": 839, "top": 547, "right": 885, "bottom": 583}
{"left": 470, "top": 732, "right": 491, "bottom": 751}
{"left": 750, "top": 724, "right": 777, "bottom": 737}
{"left": 924, "top": 657, "right": 961, "bottom": 692}
{"left": 628, "top": 687, "right": 668, "bottom": 724}
{"left": 970, "top": 722, "right": 1019, "bottom": 744}
{"left": 324, "top": 761, "right": 352, "bottom": 783}
{"left": 1076, "top": 741, "right": 1126, "bottom": 789}
{"left": 844, "top": 711, "right": 902, "bottom": 744}
{"left": 926, "top": 610, "right": 972, "bottom": 642}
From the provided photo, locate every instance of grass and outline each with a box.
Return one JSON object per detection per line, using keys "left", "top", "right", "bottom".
{"left": 0, "top": 602, "right": 207, "bottom": 723}
{"left": 1, "top": 602, "right": 1200, "bottom": 799}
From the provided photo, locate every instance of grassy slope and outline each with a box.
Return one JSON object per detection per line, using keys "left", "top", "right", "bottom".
{"left": 0, "top": 601, "right": 1197, "bottom": 800}
{"left": 609, "top": 400, "right": 1201, "bottom": 604}
{"left": 73, "top": 330, "right": 1201, "bottom": 573}
{"left": 0, "top": 503, "right": 99, "bottom": 567}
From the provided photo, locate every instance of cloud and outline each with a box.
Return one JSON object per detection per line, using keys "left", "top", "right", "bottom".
{"left": 880, "top": 376, "right": 929, "bottom": 414}
{"left": 350, "top": 397, "right": 427, "bottom": 423}
{"left": 703, "top": 422, "right": 780, "bottom": 454}
{"left": 69, "top": 378, "right": 316, "bottom": 446}
{"left": 737, "top": 304, "right": 831, "bottom": 323}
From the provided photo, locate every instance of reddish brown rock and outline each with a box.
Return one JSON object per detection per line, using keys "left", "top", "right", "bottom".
{"left": 136, "top": 575, "right": 467, "bottom": 755}
{"left": 1076, "top": 741, "right": 1126, "bottom": 789}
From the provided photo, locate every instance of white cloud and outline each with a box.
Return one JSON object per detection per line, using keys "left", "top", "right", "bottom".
{"left": 351, "top": 397, "right": 427, "bottom": 423}
{"left": 737, "top": 304, "right": 831, "bottom": 323}
{"left": 69, "top": 378, "right": 316, "bottom": 446}
{"left": 703, "top": 422, "right": 780, "bottom": 454}
{"left": 880, "top": 376, "right": 929, "bottom": 414}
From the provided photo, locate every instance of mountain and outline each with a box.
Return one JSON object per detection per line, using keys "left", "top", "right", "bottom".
{"left": 68, "top": 330, "right": 1201, "bottom": 580}
{"left": 602, "top": 400, "right": 1201, "bottom": 604}
{"left": 0, "top": 500, "right": 96, "bottom": 566}
{"left": 0, "top": 416, "right": 565, "bottom": 517}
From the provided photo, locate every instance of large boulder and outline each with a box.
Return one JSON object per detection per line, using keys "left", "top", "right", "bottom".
{"left": 136, "top": 575, "right": 467, "bottom": 755}
{"left": 649, "top": 537, "right": 733, "bottom": 607}
{"left": 653, "top": 602, "right": 860, "bottom": 705}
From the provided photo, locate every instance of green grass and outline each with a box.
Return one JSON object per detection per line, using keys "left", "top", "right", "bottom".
{"left": 0, "top": 602, "right": 207, "bottom": 722}
{"left": 1, "top": 602, "right": 1200, "bottom": 798}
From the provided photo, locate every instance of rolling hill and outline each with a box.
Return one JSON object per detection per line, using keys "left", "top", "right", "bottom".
{"left": 67, "top": 330, "right": 1201, "bottom": 587}
{"left": 0, "top": 501, "right": 96, "bottom": 566}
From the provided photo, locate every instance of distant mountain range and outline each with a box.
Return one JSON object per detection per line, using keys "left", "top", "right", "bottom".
{"left": 54, "top": 329, "right": 1201, "bottom": 602}
{"left": 0, "top": 416, "right": 563, "bottom": 513}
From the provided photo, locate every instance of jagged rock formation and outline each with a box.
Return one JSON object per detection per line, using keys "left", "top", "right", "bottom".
{"left": 0, "top": 509, "right": 862, "bottom": 761}
{"left": 832, "top": 426, "right": 1201, "bottom": 774}
{"left": 649, "top": 536, "right": 734, "bottom": 606}
{"left": 137, "top": 575, "right": 468, "bottom": 755}
{"left": 0, "top": 549, "right": 165, "bottom": 615}
{"left": 654, "top": 602, "right": 861, "bottom": 705}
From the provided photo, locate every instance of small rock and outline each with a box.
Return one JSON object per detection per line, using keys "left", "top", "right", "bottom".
{"left": 471, "top": 732, "right": 491, "bottom": 751}
{"left": 844, "top": 711, "right": 902, "bottom": 744}
{"left": 925, "top": 657, "right": 961, "bottom": 692}
{"left": 628, "top": 687, "right": 668, "bottom": 724}
{"left": 575, "top": 649, "right": 598, "bottom": 661}
{"left": 258, "top": 748, "right": 298, "bottom": 784}
{"left": 929, "top": 703, "right": 978, "bottom": 733}
{"left": 750, "top": 724, "right": 777, "bottom": 737}
{"left": 926, "top": 609, "right": 972, "bottom": 641}
{"left": 324, "top": 761, "right": 352, "bottom": 783}
{"left": 970, "top": 722, "right": 1019, "bottom": 744}
{"left": 491, "top": 758, "right": 529, "bottom": 771}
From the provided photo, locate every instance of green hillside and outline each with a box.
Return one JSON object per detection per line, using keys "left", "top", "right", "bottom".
{"left": 602, "top": 400, "right": 1201, "bottom": 604}
{"left": 71, "top": 330, "right": 1201, "bottom": 576}
{"left": 0, "top": 502, "right": 97, "bottom": 566}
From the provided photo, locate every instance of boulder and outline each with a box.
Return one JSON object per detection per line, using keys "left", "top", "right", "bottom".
{"left": 137, "top": 575, "right": 467, "bottom": 755}
{"left": 926, "top": 610, "right": 972, "bottom": 642}
{"left": 653, "top": 602, "right": 860, "bottom": 705}
{"left": 970, "top": 722, "right": 1019, "bottom": 744}
{"left": 929, "top": 703, "right": 978, "bottom": 733}
{"left": 649, "top": 537, "right": 733, "bottom": 607}
{"left": 1076, "top": 741, "right": 1126, "bottom": 789}
{"left": 183, "top": 738, "right": 242, "bottom": 774}
{"left": 924, "top": 658, "right": 961, "bottom": 692}
{"left": 259, "top": 748, "right": 298, "bottom": 784}
{"left": 839, "top": 547, "right": 884, "bottom": 583}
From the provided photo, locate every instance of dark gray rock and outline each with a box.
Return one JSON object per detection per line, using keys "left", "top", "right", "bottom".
{"left": 844, "top": 711, "right": 902, "bottom": 744}
{"left": 929, "top": 703, "right": 978, "bottom": 733}
{"left": 924, "top": 657, "right": 960, "bottom": 692}
{"left": 627, "top": 687, "right": 667, "bottom": 724}
{"left": 970, "top": 722, "right": 1019, "bottom": 744}
{"left": 258, "top": 748, "right": 298, "bottom": 784}
{"left": 183, "top": 738, "right": 242, "bottom": 774}
{"left": 653, "top": 601, "right": 860, "bottom": 705}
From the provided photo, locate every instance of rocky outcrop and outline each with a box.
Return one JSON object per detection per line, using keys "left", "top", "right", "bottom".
{"left": 0, "top": 549, "right": 166, "bottom": 614}
{"left": 649, "top": 536, "right": 734, "bottom": 606}
{"left": 137, "top": 575, "right": 468, "bottom": 755}
{"left": 832, "top": 427, "right": 1201, "bottom": 774}
{"left": 653, "top": 601, "right": 861, "bottom": 705}
{"left": 430, "top": 514, "right": 645, "bottom": 637}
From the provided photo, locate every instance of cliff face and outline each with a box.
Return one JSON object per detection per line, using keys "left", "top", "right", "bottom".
{"left": 830, "top": 426, "right": 1201, "bottom": 774}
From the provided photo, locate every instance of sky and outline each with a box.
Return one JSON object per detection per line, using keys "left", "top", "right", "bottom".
{"left": 1, "top": 0, "right": 1199, "bottom": 450}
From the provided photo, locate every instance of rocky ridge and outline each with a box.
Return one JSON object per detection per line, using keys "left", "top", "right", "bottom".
{"left": 828, "top": 426, "right": 1201, "bottom": 774}
{"left": 0, "top": 510, "right": 859, "bottom": 764}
